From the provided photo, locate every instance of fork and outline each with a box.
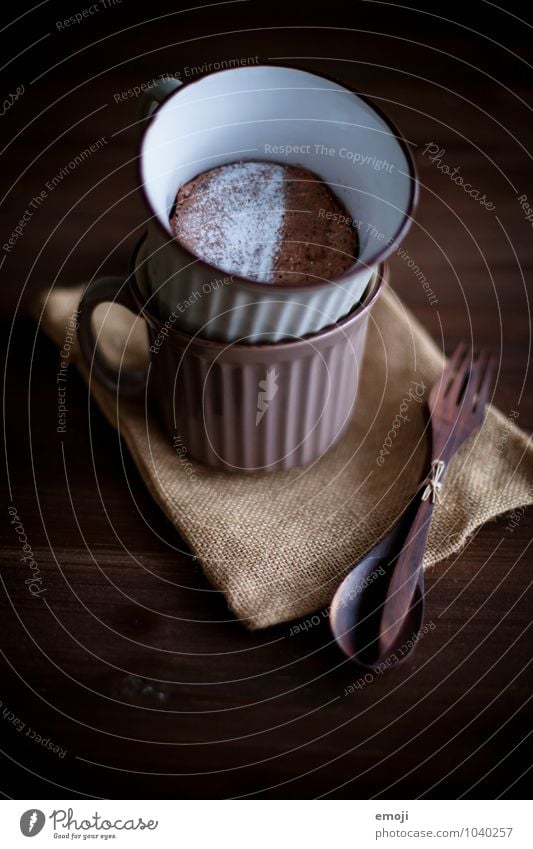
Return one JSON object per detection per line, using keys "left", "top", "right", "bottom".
{"left": 376, "top": 343, "right": 496, "bottom": 659}
{"left": 330, "top": 343, "right": 496, "bottom": 669}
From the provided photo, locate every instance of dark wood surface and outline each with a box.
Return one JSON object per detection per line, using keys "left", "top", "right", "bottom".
{"left": 1, "top": 1, "right": 532, "bottom": 799}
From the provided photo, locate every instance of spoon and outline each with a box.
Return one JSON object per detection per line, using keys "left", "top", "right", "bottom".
{"left": 330, "top": 494, "right": 425, "bottom": 669}
{"left": 330, "top": 344, "right": 495, "bottom": 670}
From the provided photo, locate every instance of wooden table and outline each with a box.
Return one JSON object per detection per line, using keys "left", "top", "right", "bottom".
{"left": 1, "top": 2, "right": 531, "bottom": 798}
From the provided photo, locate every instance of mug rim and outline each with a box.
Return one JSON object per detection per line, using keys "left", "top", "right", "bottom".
{"left": 138, "top": 62, "right": 418, "bottom": 293}
{"left": 129, "top": 235, "right": 388, "bottom": 356}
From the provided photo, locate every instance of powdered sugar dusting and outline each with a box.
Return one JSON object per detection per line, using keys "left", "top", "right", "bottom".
{"left": 173, "top": 161, "right": 287, "bottom": 282}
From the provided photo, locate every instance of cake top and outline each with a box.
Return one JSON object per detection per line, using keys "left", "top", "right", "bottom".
{"left": 170, "top": 161, "right": 357, "bottom": 285}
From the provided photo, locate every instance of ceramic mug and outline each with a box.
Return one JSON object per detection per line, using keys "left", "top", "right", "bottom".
{"left": 77, "top": 239, "right": 387, "bottom": 472}
{"left": 138, "top": 64, "right": 416, "bottom": 343}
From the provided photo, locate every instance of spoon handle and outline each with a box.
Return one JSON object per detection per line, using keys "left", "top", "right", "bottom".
{"left": 377, "top": 494, "right": 435, "bottom": 657}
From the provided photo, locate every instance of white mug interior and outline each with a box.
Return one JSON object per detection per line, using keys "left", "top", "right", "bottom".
{"left": 140, "top": 65, "right": 414, "bottom": 282}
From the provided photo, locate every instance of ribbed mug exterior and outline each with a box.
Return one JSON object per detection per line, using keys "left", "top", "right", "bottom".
{"left": 133, "top": 261, "right": 387, "bottom": 473}
{"left": 144, "top": 224, "right": 373, "bottom": 344}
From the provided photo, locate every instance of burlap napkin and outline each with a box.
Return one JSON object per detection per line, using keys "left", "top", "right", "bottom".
{"left": 35, "top": 282, "right": 532, "bottom": 629}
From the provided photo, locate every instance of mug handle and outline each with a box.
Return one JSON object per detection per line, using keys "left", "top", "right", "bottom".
{"left": 78, "top": 275, "right": 149, "bottom": 399}
{"left": 138, "top": 77, "right": 183, "bottom": 127}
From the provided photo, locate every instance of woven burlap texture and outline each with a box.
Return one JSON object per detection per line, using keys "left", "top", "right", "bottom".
{"left": 37, "top": 283, "right": 533, "bottom": 629}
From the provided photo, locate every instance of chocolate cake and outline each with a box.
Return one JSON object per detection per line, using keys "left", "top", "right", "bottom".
{"left": 170, "top": 161, "right": 358, "bottom": 285}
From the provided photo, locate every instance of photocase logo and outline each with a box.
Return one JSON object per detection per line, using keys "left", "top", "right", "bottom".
{"left": 20, "top": 809, "right": 46, "bottom": 837}
{"left": 256, "top": 367, "right": 279, "bottom": 425}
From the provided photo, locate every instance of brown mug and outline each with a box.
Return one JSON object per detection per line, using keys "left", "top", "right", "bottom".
{"left": 78, "top": 241, "right": 387, "bottom": 472}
